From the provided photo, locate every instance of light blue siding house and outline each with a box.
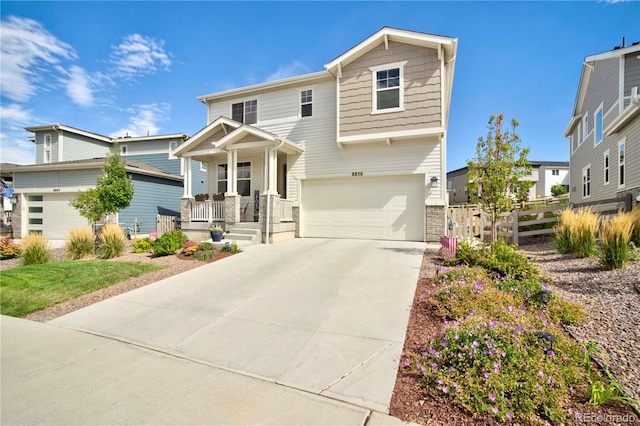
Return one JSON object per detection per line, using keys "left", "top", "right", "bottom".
{"left": 6, "top": 124, "right": 204, "bottom": 239}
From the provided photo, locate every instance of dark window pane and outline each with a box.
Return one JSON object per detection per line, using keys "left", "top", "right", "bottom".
{"left": 28, "top": 195, "right": 43, "bottom": 202}
{"left": 388, "top": 77, "right": 400, "bottom": 87}
{"left": 301, "top": 103, "right": 312, "bottom": 117}
{"left": 377, "top": 89, "right": 399, "bottom": 109}
{"left": 217, "top": 164, "right": 227, "bottom": 180}
{"left": 218, "top": 181, "right": 227, "bottom": 194}
{"left": 28, "top": 206, "right": 43, "bottom": 213}
{"left": 377, "top": 70, "right": 388, "bottom": 80}
{"left": 245, "top": 111, "right": 257, "bottom": 125}
{"left": 388, "top": 68, "right": 399, "bottom": 78}
{"left": 232, "top": 103, "right": 243, "bottom": 122}
{"left": 29, "top": 218, "right": 43, "bottom": 225}
{"left": 238, "top": 180, "right": 250, "bottom": 196}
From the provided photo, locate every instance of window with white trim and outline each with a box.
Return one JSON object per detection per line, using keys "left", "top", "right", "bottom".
{"left": 44, "top": 134, "right": 51, "bottom": 163}
{"left": 217, "top": 162, "right": 251, "bottom": 196}
{"left": 594, "top": 106, "right": 603, "bottom": 145}
{"left": 168, "top": 141, "right": 177, "bottom": 159}
{"left": 552, "top": 169, "right": 559, "bottom": 176}
{"left": 582, "top": 165, "right": 591, "bottom": 198}
{"left": 301, "top": 89, "right": 312, "bottom": 117}
{"left": 120, "top": 145, "right": 128, "bottom": 155}
{"left": 603, "top": 150, "right": 610, "bottom": 185}
{"left": 370, "top": 61, "right": 406, "bottom": 113}
{"left": 582, "top": 113, "right": 589, "bottom": 144}
{"left": 619, "top": 141, "right": 625, "bottom": 187}
{"left": 231, "top": 100, "right": 257, "bottom": 124}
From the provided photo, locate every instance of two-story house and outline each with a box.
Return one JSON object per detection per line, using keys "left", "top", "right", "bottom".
{"left": 175, "top": 27, "right": 458, "bottom": 243}
{"left": 4, "top": 124, "right": 206, "bottom": 239}
{"left": 564, "top": 42, "right": 640, "bottom": 208}
{"left": 447, "top": 161, "right": 570, "bottom": 205}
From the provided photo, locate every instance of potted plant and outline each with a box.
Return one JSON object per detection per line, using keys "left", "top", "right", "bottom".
{"left": 253, "top": 213, "right": 259, "bottom": 222}
{"left": 212, "top": 192, "right": 225, "bottom": 201}
{"left": 194, "top": 193, "right": 209, "bottom": 202}
{"left": 209, "top": 226, "right": 224, "bottom": 242}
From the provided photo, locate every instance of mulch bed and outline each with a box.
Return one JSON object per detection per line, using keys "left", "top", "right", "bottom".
{"left": 389, "top": 248, "right": 639, "bottom": 425}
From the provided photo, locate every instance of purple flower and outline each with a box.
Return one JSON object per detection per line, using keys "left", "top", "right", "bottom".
{"left": 538, "top": 370, "right": 544, "bottom": 378}
{"left": 438, "top": 379, "right": 444, "bottom": 385}
{"left": 506, "top": 412, "right": 513, "bottom": 420}
{"left": 449, "top": 366, "right": 455, "bottom": 372}
{"left": 442, "top": 386, "right": 449, "bottom": 394}
{"left": 489, "top": 393, "right": 496, "bottom": 402}
{"left": 403, "top": 361, "right": 409, "bottom": 367}
{"left": 420, "top": 365, "right": 426, "bottom": 372}
{"left": 492, "top": 406, "right": 499, "bottom": 414}
{"left": 484, "top": 372, "right": 490, "bottom": 379}
{"left": 537, "top": 384, "right": 542, "bottom": 392}
{"left": 472, "top": 340, "right": 479, "bottom": 349}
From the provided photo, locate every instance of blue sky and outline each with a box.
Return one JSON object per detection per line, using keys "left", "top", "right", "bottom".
{"left": 1, "top": 1, "right": 638, "bottom": 170}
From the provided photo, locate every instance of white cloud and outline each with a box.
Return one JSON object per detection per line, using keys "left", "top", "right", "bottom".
{"left": 109, "top": 103, "right": 171, "bottom": 138}
{"left": 110, "top": 34, "right": 172, "bottom": 78}
{"left": 0, "top": 132, "right": 36, "bottom": 164}
{"left": 601, "top": 0, "right": 630, "bottom": 3}
{"left": 265, "top": 61, "right": 310, "bottom": 82}
{"left": 65, "top": 65, "right": 95, "bottom": 107}
{"left": 0, "top": 16, "right": 77, "bottom": 102}
{"left": 0, "top": 104, "right": 33, "bottom": 125}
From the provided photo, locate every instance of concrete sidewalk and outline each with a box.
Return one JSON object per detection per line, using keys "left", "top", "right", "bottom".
{"left": 1, "top": 315, "right": 412, "bottom": 425}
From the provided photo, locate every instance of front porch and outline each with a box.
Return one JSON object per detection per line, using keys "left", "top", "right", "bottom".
{"left": 173, "top": 117, "right": 302, "bottom": 244}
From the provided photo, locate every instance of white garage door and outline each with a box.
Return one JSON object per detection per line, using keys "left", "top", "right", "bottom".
{"left": 26, "top": 193, "right": 89, "bottom": 239}
{"left": 302, "top": 175, "right": 425, "bottom": 241}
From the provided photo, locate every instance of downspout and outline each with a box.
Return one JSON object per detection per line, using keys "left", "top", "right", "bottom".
{"left": 265, "top": 139, "right": 285, "bottom": 245}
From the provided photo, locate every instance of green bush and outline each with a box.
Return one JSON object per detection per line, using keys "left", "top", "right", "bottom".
{"left": 551, "top": 183, "right": 566, "bottom": 197}
{"left": 152, "top": 230, "right": 188, "bottom": 256}
{"left": 195, "top": 249, "right": 216, "bottom": 260}
{"left": 0, "top": 237, "right": 22, "bottom": 259}
{"left": 21, "top": 234, "right": 51, "bottom": 266}
{"left": 65, "top": 227, "right": 95, "bottom": 260}
{"left": 97, "top": 223, "right": 126, "bottom": 259}
{"left": 197, "top": 242, "right": 215, "bottom": 251}
{"left": 132, "top": 237, "right": 152, "bottom": 253}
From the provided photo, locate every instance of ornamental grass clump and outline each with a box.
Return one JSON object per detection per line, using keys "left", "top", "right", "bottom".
{"left": 555, "top": 208, "right": 576, "bottom": 254}
{"left": 65, "top": 227, "right": 95, "bottom": 260}
{"left": 599, "top": 212, "right": 633, "bottom": 269}
{"left": 97, "top": 223, "right": 126, "bottom": 259}
{"left": 21, "top": 234, "right": 51, "bottom": 266}
{"left": 572, "top": 207, "right": 599, "bottom": 258}
{"left": 629, "top": 204, "right": 640, "bottom": 246}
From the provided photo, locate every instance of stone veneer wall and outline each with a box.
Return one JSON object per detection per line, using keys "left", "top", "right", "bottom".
{"left": 425, "top": 204, "right": 445, "bottom": 242}
{"left": 11, "top": 194, "right": 22, "bottom": 238}
{"left": 292, "top": 206, "right": 300, "bottom": 238}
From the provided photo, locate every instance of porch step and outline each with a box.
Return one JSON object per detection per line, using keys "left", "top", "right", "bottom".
{"left": 224, "top": 227, "right": 262, "bottom": 246}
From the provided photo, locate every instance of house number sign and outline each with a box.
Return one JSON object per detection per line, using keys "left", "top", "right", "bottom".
{"left": 351, "top": 172, "right": 363, "bottom": 177}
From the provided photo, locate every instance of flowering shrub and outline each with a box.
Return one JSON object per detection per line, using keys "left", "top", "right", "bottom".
{"left": 414, "top": 262, "right": 587, "bottom": 423}
{"left": 183, "top": 246, "right": 197, "bottom": 256}
{"left": 0, "top": 237, "right": 22, "bottom": 259}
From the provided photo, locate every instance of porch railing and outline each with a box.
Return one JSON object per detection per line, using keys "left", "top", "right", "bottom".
{"left": 280, "top": 199, "right": 294, "bottom": 222}
{"left": 191, "top": 200, "right": 224, "bottom": 222}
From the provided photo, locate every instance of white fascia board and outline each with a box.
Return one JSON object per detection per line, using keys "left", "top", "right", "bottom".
{"left": 197, "top": 71, "right": 331, "bottom": 104}
{"left": 182, "top": 148, "right": 225, "bottom": 158}
{"left": 325, "top": 28, "right": 456, "bottom": 74}
{"left": 604, "top": 103, "right": 640, "bottom": 136}
{"left": 574, "top": 65, "right": 593, "bottom": 115}
{"left": 3, "top": 163, "right": 104, "bottom": 173}
{"left": 24, "top": 124, "right": 112, "bottom": 143}
{"left": 125, "top": 167, "right": 183, "bottom": 181}
{"left": 586, "top": 44, "right": 640, "bottom": 62}
{"left": 172, "top": 117, "right": 240, "bottom": 156}
{"left": 337, "top": 127, "right": 444, "bottom": 145}
{"left": 215, "top": 126, "right": 277, "bottom": 150}
{"left": 564, "top": 113, "right": 583, "bottom": 137}
{"left": 115, "top": 133, "right": 188, "bottom": 143}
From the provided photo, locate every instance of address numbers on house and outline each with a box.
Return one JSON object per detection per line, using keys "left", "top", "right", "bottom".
{"left": 351, "top": 172, "right": 363, "bottom": 177}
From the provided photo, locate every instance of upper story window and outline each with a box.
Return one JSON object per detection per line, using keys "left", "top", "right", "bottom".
{"left": 44, "top": 134, "right": 51, "bottom": 163}
{"left": 370, "top": 61, "right": 406, "bottom": 114}
{"left": 168, "top": 141, "right": 177, "bottom": 159}
{"left": 594, "top": 106, "right": 603, "bottom": 145}
{"left": 301, "top": 90, "right": 313, "bottom": 117}
{"left": 619, "top": 140, "right": 625, "bottom": 187}
{"left": 551, "top": 169, "right": 559, "bottom": 176}
{"left": 120, "top": 145, "right": 128, "bottom": 155}
{"left": 232, "top": 100, "right": 257, "bottom": 125}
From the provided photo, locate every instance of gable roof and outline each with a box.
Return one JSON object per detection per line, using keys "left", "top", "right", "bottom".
{"left": 565, "top": 43, "right": 640, "bottom": 136}
{"left": 2, "top": 158, "right": 183, "bottom": 181}
{"left": 171, "top": 117, "right": 242, "bottom": 156}
{"left": 24, "top": 124, "right": 188, "bottom": 144}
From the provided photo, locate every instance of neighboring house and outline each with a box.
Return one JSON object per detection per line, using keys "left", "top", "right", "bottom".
{"left": 447, "top": 161, "right": 569, "bottom": 205}
{"left": 5, "top": 124, "right": 206, "bottom": 239}
{"left": 174, "top": 27, "right": 458, "bottom": 243}
{"left": 564, "top": 42, "right": 640, "bottom": 207}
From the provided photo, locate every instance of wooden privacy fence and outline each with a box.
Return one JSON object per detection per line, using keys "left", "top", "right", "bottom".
{"left": 446, "top": 205, "right": 484, "bottom": 240}
{"left": 156, "top": 214, "right": 179, "bottom": 237}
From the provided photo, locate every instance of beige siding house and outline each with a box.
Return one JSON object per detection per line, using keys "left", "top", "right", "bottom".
{"left": 565, "top": 43, "right": 640, "bottom": 207}
{"left": 174, "top": 27, "right": 458, "bottom": 243}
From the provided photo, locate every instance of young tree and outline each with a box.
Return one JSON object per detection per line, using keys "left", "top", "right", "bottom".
{"left": 70, "top": 143, "right": 134, "bottom": 228}
{"left": 466, "top": 114, "right": 532, "bottom": 242}
{"left": 551, "top": 183, "right": 566, "bottom": 197}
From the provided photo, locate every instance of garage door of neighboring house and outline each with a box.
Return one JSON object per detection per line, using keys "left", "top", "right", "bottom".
{"left": 25, "top": 193, "right": 89, "bottom": 239}
{"left": 302, "top": 175, "right": 425, "bottom": 241}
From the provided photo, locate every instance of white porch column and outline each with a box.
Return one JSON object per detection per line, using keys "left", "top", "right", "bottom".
{"left": 183, "top": 158, "right": 192, "bottom": 197}
{"left": 225, "top": 150, "right": 238, "bottom": 195}
{"left": 232, "top": 150, "right": 238, "bottom": 194}
{"left": 269, "top": 149, "right": 278, "bottom": 194}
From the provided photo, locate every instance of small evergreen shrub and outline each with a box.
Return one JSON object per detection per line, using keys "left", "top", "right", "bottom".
{"left": 65, "top": 227, "right": 95, "bottom": 260}
{"left": 97, "top": 223, "right": 126, "bottom": 259}
{"left": 197, "top": 242, "right": 215, "bottom": 251}
{"left": 21, "top": 234, "right": 51, "bottom": 265}
{"left": 0, "top": 237, "right": 22, "bottom": 259}
{"left": 152, "top": 230, "right": 188, "bottom": 256}
{"left": 195, "top": 249, "right": 216, "bottom": 260}
{"left": 599, "top": 212, "right": 633, "bottom": 269}
{"left": 132, "top": 237, "right": 152, "bottom": 253}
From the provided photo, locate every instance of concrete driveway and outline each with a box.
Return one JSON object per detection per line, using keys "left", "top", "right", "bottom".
{"left": 3, "top": 238, "right": 424, "bottom": 424}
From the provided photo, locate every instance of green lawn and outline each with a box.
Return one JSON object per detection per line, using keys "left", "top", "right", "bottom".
{"left": 0, "top": 261, "right": 163, "bottom": 317}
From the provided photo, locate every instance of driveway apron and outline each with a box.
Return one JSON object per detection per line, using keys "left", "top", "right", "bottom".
{"left": 50, "top": 238, "right": 424, "bottom": 412}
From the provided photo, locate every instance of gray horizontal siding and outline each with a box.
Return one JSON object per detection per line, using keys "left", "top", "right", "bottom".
{"left": 125, "top": 153, "right": 181, "bottom": 175}
{"left": 13, "top": 169, "right": 101, "bottom": 189}
{"left": 33, "top": 132, "right": 58, "bottom": 163}
{"left": 61, "top": 131, "right": 110, "bottom": 161}
{"left": 121, "top": 138, "right": 181, "bottom": 155}
{"left": 119, "top": 174, "right": 183, "bottom": 234}
{"left": 624, "top": 53, "right": 640, "bottom": 98}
